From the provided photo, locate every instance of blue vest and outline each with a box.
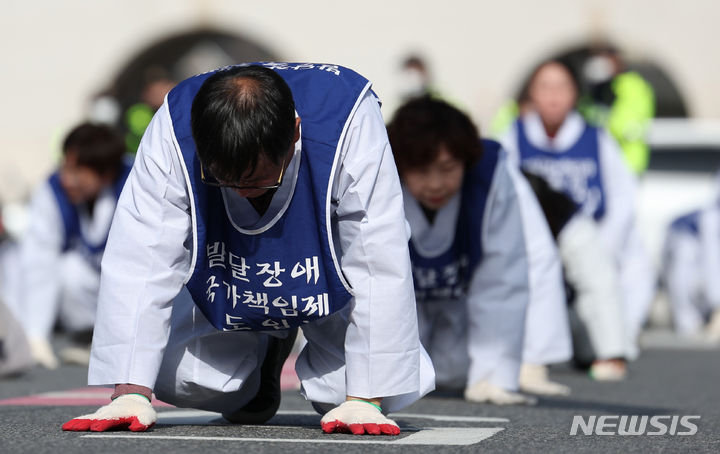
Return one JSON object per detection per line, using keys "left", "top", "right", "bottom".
{"left": 48, "top": 159, "right": 132, "bottom": 269}
{"left": 669, "top": 210, "right": 700, "bottom": 236}
{"left": 516, "top": 118, "right": 606, "bottom": 220}
{"left": 167, "top": 62, "right": 368, "bottom": 332}
{"left": 409, "top": 140, "right": 501, "bottom": 302}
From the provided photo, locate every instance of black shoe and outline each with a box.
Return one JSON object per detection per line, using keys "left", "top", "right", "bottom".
{"left": 311, "top": 401, "right": 335, "bottom": 416}
{"left": 223, "top": 328, "right": 298, "bottom": 424}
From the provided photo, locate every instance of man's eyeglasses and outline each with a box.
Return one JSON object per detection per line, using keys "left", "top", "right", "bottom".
{"left": 199, "top": 154, "right": 288, "bottom": 191}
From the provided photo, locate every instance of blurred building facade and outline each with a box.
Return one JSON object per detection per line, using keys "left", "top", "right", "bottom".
{"left": 2, "top": 0, "right": 720, "bottom": 203}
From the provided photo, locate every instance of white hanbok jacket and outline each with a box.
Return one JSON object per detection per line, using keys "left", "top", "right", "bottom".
{"left": 88, "top": 91, "right": 435, "bottom": 413}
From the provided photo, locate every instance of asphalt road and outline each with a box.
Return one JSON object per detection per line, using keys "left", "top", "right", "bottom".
{"left": 1, "top": 332, "right": 718, "bottom": 454}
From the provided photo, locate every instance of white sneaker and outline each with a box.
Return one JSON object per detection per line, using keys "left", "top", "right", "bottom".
{"left": 519, "top": 363, "right": 571, "bottom": 396}
{"left": 59, "top": 346, "right": 91, "bottom": 366}
{"left": 28, "top": 337, "right": 59, "bottom": 369}
{"left": 464, "top": 380, "right": 537, "bottom": 406}
{"left": 705, "top": 309, "right": 720, "bottom": 343}
{"left": 589, "top": 360, "right": 627, "bottom": 381}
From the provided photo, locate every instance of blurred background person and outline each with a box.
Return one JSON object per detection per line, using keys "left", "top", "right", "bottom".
{"left": 500, "top": 59, "right": 655, "bottom": 360}
{"left": 0, "top": 205, "right": 34, "bottom": 377}
{"left": 0, "top": 298, "right": 33, "bottom": 377}
{"left": 388, "top": 96, "right": 572, "bottom": 401}
{"left": 123, "top": 67, "right": 176, "bottom": 154}
{"left": 0, "top": 205, "right": 21, "bottom": 318}
{"left": 394, "top": 54, "right": 466, "bottom": 114}
{"left": 397, "top": 55, "right": 437, "bottom": 102}
{"left": 388, "top": 96, "right": 534, "bottom": 405}
{"left": 662, "top": 200, "right": 720, "bottom": 341}
{"left": 524, "top": 172, "right": 629, "bottom": 381}
{"left": 14, "top": 123, "right": 131, "bottom": 369}
{"left": 579, "top": 45, "right": 655, "bottom": 175}
{"left": 491, "top": 43, "right": 656, "bottom": 175}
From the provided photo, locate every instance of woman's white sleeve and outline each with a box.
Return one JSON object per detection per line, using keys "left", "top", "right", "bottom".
{"left": 466, "top": 157, "right": 529, "bottom": 390}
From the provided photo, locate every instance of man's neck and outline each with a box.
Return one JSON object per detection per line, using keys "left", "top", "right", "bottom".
{"left": 248, "top": 190, "right": 277, "bottom": 217}
{"left": 421, "top": 204, "right": 438, "bottom": 225}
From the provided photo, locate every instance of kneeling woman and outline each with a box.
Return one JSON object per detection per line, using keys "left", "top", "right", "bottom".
{"left": 387, "top": 97, "right": 571, "bottom": 403}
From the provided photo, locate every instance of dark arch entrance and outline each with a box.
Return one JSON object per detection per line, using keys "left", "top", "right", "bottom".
{"left": 108, "top": 28, "right": 279, "bottom": 118}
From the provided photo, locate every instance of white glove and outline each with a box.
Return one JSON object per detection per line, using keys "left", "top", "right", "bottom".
{"left": 62, "top": 394, "right": 157, "bottom": 432}
{"left": 464, "top": 380, "right": 537, "bottom": 406}
{"left": 28, "top": 337, "right": 59, "bottom": 369}
{"left": 320, "top": 400, "right": 400, "bottom": 435}
{"left": 519, "top": 363, "right": 571, "bottom": 396}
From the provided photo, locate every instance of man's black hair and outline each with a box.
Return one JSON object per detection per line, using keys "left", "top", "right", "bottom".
{"left": 62, "top": 123, "right": 125, "bottom": 176}
{"left": 191, "top": 65, "right": 296, "bottom": 183}
{"left": 387, "top": 96, "right": 483, "bottom": 174}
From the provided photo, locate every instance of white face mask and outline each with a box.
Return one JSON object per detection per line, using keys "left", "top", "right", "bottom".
{"left": 88, "top": 96, "right": 121, "bottom": 125}
{"left": 398, "top": 68, "right": 428, "bottom": 99}
{"left": 583, "top": 56, "right": 615, "bottom": 84}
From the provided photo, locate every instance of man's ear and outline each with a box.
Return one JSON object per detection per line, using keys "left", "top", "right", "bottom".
{"left": 293, "top": 117, "right": 301, "bottom": 144}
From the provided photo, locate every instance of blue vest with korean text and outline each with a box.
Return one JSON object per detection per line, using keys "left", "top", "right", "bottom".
{"left": 168, "top": 63, "right": 367, "bottom": 332}
{"left": 409, "top": 139, "right": 501, "bottom": 302}
{"left": 48, "top": 159, "right": 132, "bottom": 270}
{"left": 669, "top": 210, "right": 700, "bottom": 237}
{"left": 516, "top": 118, "right": 606, "bottom": 220}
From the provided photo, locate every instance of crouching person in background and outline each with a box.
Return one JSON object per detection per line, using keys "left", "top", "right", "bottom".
{"left": 16, "top": 124, "right": 130, "bottom": 369}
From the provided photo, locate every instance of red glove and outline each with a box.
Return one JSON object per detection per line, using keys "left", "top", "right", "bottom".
{"left": 62, "top": 394, "right": 157, "bottom": 432}
{"left": 320, "top": 400, "right": 400, "bottom": 435}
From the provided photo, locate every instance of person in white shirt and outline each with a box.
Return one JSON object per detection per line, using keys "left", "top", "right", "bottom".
{"left": 62, "top": 63, "right": 434, "bottom": 436}
{"left": 16, "top": 123, "right": 130, "bottom": 369}
{"left": 662, "top": 205, "right": 720, "bottom": 340}
{"left": 500, "top": 59, "right": 652, "bottom": 361}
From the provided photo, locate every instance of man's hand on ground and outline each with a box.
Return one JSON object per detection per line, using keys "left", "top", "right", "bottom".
{"left": 320, "top": 400, "right": 400, "bottom": 435}
{"left": 62, "top": 394, "right": 157, "bottom": 432}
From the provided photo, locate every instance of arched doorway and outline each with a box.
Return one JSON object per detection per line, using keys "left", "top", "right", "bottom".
{"left": 91, "top": 28, "right": 278, "bottom": 152}
{"left": 111, "top": 28, "right": 278, "bottom": 116}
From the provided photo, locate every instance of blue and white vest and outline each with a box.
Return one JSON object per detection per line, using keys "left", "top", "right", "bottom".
{"left": 669, "top": 210, "right": 700, "bottom": 237}
{"left": 516, "top": 118, "right": 607, "bottom": 220}
{"left": 167, "top": 62, "right": 369, "bottom": 332}
{"left": 409, "top": 139, "right": 501, "bottom": 302}
{"left": 48, "top": 159, "right": 132, "bottom": 270}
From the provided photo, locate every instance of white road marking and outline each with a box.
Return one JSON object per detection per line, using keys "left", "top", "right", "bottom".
{"left": 33, "top": 391, "right": 111, "bottom": 399}
{"left": 156, "top": 409, "right": 509, "bottom": 425}
{"left": 393, "top": 427, "right": 504, "bottom": 445}
{"left": 391, "top": 412, "right": 509, "bottom": 423}
{"left": 83, "top": 427, "right": 504, "bottom": 446}
{"left": 84, "top": 411, "right": 508, "bottom": 446}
